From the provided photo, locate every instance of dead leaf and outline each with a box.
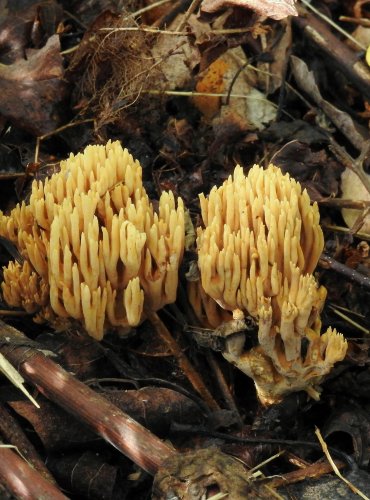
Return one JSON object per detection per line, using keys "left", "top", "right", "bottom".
{"left": 0, "top": 34, "right": 67, "bottom": 135}
{"left": 194, "top": 58, "right": 228, "bottom": 118}
{"left": 152, "top": 14, "right": 201, "bottom": 90}
{"left": 200, "top": 0, "right": 297, "bottom": 20}
{"left": 290, "top": 55, "right": 367, "bottom": 151}
{"left": 194, "top": 46, "right": 276, "bottom": 129}
{"left": 0, "top": 1, "right": 63, "bottom": 64}
{"left": 271, "top": 140, "right": 343, "bottom": 197}
{"left": 264, "top": 19, "right": 292, "bottom": 94}
{"left": 341, "top": 168, "right": 370, "bottom": 232}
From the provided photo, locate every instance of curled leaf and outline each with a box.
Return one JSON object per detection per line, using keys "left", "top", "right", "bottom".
{"left": 200, "top": 0, "right": 297, "bottom": 20}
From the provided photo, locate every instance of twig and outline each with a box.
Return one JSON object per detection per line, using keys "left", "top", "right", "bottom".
{"left": 350, "top": 207, "right": 370, "bottom": 235}
{"left": 0, "top": 352, "right": 40, "bottom": 408}
{"left": 205, "top": 351, "right": 243, "bottom": 425}
{"left": 318, "top": 199, "right": 370, "bottom": 209}
{"left": 329, "top": 138, "right": 370, "bottom": 197}
{"left": 340, "top": 16, "right": 370, "bottom": 28}
{"left": 99, "top": 26, "right": 254, "bottom": 36}
{"left": 0, "top": 404, "right": 56, "bottom": 484}
{"left": 99, "top": 27, "right": 190, "bottom": 35}
{"left": 319, "top": 253, "right": 370, "bottom": 290}
{"left": 0, "top": 309, "right": 30, "bottom": 316}
{"left": 144, "top": 89, "right": 280, "bottom": 107}
{"left": 268, "top": 458, "right": 346, "bottom": 488}
{"left": 170, "top": 423, "right": 357, "bottom": 469}
{"left": 293, "top": 9, "right": 370, "bottom": 100}
{"left": 321, "top": 223, "right": 370, "bottom": 241}
{"left": 300, "top": 0, "right": 366, "bottom": 50}
{"left": 328, "top": 138, "right": 370, "bottom": 236}
{"left": 35, "top": 119, "right": 95, "bottom": 163}
{"left": 172, "top": 288, "right": 241, "bottom": 419}
{"left": 147, "top": 311, "right": 220, "bottom": 411}
{"left": 0, "top": 320, "right": 176, "bottom": 476}
{"left": 121, "top": 0, "right": 175, "bottom": 22}
{"left": 0, "top": 444, "right": 67, "bottom": 499}
{"left": 176, "top": 0, "right": 202, "bottom": 31}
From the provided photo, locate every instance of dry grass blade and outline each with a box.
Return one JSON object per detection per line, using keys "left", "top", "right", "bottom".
{"left": 328, "top": 305, "right": 370, "bottom": 335}
{"left": 315, "top": 427, "right": 370, "bottom": 500}
{"left": 0, "top": 352, "right": 40, "bottom": 408}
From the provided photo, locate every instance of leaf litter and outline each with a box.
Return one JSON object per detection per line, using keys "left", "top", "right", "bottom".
{"left": 0, "top": 0, "right": 369, "bottom": 498}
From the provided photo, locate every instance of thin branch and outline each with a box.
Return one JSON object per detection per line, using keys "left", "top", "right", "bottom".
{"left": 176, "top": 0, "right": 202, "bottom": 31}
{"left": 300, "top": 0, "right": 366, "bottom": 50}
{"left": 319, "top": 253, "right": 370, "bottom": 290}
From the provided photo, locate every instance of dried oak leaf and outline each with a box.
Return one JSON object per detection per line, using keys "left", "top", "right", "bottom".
{"left": 0, "top": 34, "right": 66, "bottom": 136}
{"left": 200, "top": 0, "right": 297, "bottom": 20}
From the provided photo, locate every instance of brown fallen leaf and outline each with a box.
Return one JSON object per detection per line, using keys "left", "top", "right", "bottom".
{"left": 200, "top": 0, "right": 297, "bottom": 20}
{"left": 0, "top": 34, "right": 67, "bottom": 136}
{"left": 290, "top": 55, "right": 367, "bottom": 151}
{"left": 0, "top": 1, "right": 63, "bottom": 64}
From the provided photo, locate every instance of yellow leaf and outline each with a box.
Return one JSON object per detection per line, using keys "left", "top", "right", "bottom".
{"left": 366, "top": 45, "right": 370, "bottom": 66}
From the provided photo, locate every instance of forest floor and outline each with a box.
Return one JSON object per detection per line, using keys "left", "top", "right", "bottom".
{"left": 0, "top": 0, "right": 370, "bottom": 499}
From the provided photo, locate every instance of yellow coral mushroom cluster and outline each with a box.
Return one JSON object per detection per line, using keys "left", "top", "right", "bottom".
{"left": 0, "top": 141, "right": 185, "bottom": 340}
{"left": 194, "top": 164, "right": 347, "bottom": 403}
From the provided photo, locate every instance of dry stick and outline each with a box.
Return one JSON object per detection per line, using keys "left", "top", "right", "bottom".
{"left": 300, "top": 0, "right": 366, "bottom": 50}
{"left": 121, "top": 0, "right": 175, "bottom": 22}
{"left": 0, "top": 445, "right": 67, "bottom": 500}
{"left": 205, "top": 351, "right": 242, "bottom": 426}
{"left": 34, "top": 119, "right": 95, "bottom": 164}
{"left": 340, "top": 16, "right": 370, "bottom": 28}
{"left": 267, "top": 458, "right": 346, "bottom": 488}
{"left": 0, "top": 404, "right": 56, "bottom": 485}
{"left": 318, "top": 199, "right": 370, "bottom": 210}
{"left": 319, "top": 254, "right": 370, "bottom": 290}
{"left": 176, "top": 0, "right": 202, "bottom": 31}
{"left": 322, "top": 224, "right": 370, "bottom": 241}
{"left": 175, "top": 285, "right": 242, "bottom": 421}
{"left": 329, "top": 138, "right": 370, "bottom": 197}
{"left": 0, "top": 320, "right": 176, "bottom": 476}
{"left": 147, "top": 311, "right": 220, "bottom": 411}
{"left": 294, "top": 8, "right": 370, "bottom": 100}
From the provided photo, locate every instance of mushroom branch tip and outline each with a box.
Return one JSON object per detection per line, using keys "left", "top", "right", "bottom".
{"left": 191, "top": 163, "right": 347, "bottom": 404}
{"left": 0, "top": 140, "right": 185, "bottom": 340}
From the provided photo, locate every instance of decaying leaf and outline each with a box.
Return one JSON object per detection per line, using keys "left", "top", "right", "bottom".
{"left": 0, "top": 34, "right": 66, "bottom": 135}
{"left": 341, "top": 168, "right": 370, "bottom": 233}
{"left": 194, "top": 58, "right": 228, "bottom": 118}
{"left": 263, "top": 19, "right": 292, "bottom": 94}
{"left": 194, "top": 46, "right": 277, "bottom": 129}
{"left": 151, "top": 13, "right": 202, "bottom": 90}
{"left": 0, "top": 1, "right": 63, "bottom": 64}
{"left": 200, "top": 0, "right": 297, "bottom": 20}
{"left": 290, "top": 56, "right": 366, "bottom": 151}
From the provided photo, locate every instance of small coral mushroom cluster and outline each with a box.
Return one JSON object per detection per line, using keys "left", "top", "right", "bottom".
{"left": 0, "top": 141, "right": 347, "bottom": 403}
{"left": 192, "top": 164, "right": 347, "bottom": 403}
{"left": 0, "top": 141, "right": 184, "bottom": 339}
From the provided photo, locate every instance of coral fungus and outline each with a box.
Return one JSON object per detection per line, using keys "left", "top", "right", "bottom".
{"left": 193, "top": 164, "right": 347, "bottom": 403}
{"left": 0, "top": 141, "right": 185, "bottom": 340}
